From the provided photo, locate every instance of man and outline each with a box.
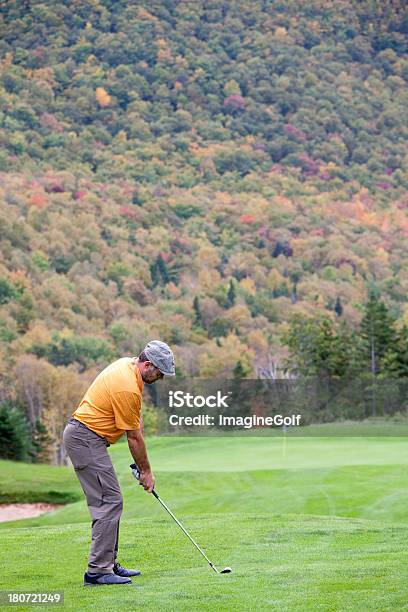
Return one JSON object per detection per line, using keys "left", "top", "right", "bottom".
{"left": 63, "top": 340, "right": 175, "bottom": 587}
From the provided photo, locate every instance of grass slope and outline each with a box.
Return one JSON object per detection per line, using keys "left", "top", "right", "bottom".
{"left": 1, "top": 434, "right": 408, "bottom": 610}
{"left": 0, "top": 459, "right": 82, "bottom": 504}
{"left": 2, "top": 513, "right": 408, "bottom": 611}
{"left": 2, "top": 436, "right": 408, "bottom": 528}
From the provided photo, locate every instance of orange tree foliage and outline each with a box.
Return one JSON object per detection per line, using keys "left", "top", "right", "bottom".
{"left": 0, "top": 1, "right": 407, "bottom": 462}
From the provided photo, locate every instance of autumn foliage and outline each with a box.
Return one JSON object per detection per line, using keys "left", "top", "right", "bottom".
{"left": 0, "top": 0, "right": 407, "bottom": 462}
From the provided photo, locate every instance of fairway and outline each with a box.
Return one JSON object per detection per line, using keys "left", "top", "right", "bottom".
{"left": 1, "top": 433, "right": 408, "bottom": 610}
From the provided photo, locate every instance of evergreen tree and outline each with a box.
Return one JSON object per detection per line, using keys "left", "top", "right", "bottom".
{"left": 358, "top": 291, "right": 399, "bottom": 416}
{"left": 382, "top": 324, "right": 408, "bottom": 378}
{"left": 334, "top": 296, "right": 343, "bottom": 317}
{"left": 283, "top": 315, "right": 338, "bottom": 378}
{"left": 0, "top": 277, "right": 18, "bottom": 305}
{"left": 150, "top": 259, "right": 159, "bottom": 287}
{"left": 132, "top": 189, "right": 143, "bottom": 205}
{"left": 359, "top": 291, "right": 397, "bottom": 377}
{"left": 150, "top": 254, "right": 170, "bottom": 287}
{"left": 282, "top": 315, "right": 365, "bottom": 378}
{"left": 193, "top": 296, "right": 202, "bottom": 328}
{"left": 157, "top": 254, "right": 170, "bottom": 285}
{"left": 226, "top": 279, "right": 236, "bottom": 308}
{"left": 327, "top": 322, "right": 363, "bottom": 378}
{"left": 233, "top": 359, "right": 250, "bottom": 379}
{"left": 0, "top": 403, "right": 30, "bottom": 461}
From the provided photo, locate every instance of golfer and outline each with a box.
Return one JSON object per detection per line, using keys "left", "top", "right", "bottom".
{"left": 62, "top": 340, "right": 175, "bottom": 586}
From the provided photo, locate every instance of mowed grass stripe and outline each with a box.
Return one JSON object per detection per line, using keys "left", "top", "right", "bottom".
{"left": 111, "top": 435, "right": 408, "bottom": 472}
{"left": 3, "top": 464, "right": 408, "bottom": 529}
{"left": 2, "top": 435, "right": 408, "bottom": 529}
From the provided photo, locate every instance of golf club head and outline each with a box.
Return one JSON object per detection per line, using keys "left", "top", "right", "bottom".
{"left": 220, "top": 567, "right": 232, "bottom": 573}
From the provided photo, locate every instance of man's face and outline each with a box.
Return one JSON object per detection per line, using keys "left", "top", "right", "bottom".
{"left": 141, "top": 361, "right": 164, "bottom": 384}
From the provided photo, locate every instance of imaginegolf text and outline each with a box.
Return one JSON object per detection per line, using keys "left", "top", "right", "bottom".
{"left": 169, "top": 414, "right": 302, "bottom": 429}
{"left": 219, "top": 414, "right": 302, "bottom": 428}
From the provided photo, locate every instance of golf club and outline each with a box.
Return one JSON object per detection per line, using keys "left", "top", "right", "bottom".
{"left": 130, "top": 464, "right": 232, "bottom": 574}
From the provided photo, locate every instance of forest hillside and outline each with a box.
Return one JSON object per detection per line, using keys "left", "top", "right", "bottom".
{"left": 0, "top": 1, "right": 407, "bottom": 461}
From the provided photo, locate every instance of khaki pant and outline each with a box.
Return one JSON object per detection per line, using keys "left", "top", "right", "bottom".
{"left": 62, "top": 418, "right": 122, "bottom": 575}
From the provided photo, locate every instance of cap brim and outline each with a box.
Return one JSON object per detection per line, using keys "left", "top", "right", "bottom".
{"left": 161, "top": 371, "right": 176, "bottom": 376}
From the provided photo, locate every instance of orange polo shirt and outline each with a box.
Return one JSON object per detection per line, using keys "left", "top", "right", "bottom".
{"left": 72, "top": 357, "right": 144, "bottom": 443}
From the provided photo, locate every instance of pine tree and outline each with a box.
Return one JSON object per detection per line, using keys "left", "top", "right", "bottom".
{"left": 328, "top": 322, "right": 362, "bottom": 378}
{"left": 0, "top": 403, "right": 30, "bottom": 461}
{"left": 193, "top": 296, "right": 202, "bottom": 328}
{"left": 382, "top": 324, "right": 408, "bottom": 378}
{"left": 233, "top": 359, "right": 250, "bottom": 379}
{"left": 334, "top": 296, "right": 343, "bottom": 317}
{"left": 150, "top": 254, "right": 170, "bottom": 287}
{"left": 150, "top": 259, "right": 159, "bottom": 287}
{"left": 358, "top": 291, "right": 399, "bottom": 417}
{"left": 283, "top": 315, "right": 337, "bottom": 378}
{"left": 157, "top": 254, "right": 170, "bottom": 285}
{"left": 132, "top": 189, "right": 143, "bottom": 205}
{"left": 359, "top": 291, "right": 397, "bottom": 377}
{"left": 226, "top": 279, "right": 236, "bottom": 308}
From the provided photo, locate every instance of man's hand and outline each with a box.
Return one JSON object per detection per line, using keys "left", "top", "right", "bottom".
{"left": 139, "top": 469, "right": 155, "bottom": 493}
{"left": 127, "top": 427, "right": 154, "bottom": 492}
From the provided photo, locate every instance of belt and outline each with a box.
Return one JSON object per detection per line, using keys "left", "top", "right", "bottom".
{"left": 69, "top": 417, "right": 110, "bottom": 446}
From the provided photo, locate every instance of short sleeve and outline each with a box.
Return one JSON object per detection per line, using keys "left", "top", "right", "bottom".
{"left": 111, "top": 391, "right": 141, "bottom": 430}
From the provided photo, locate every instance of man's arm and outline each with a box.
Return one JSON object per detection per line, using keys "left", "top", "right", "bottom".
{"left": 126, "top": 428, "right": 155, "bottom": 493}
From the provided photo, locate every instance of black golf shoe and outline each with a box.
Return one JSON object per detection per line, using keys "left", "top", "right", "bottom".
{"left": 84, "top": 572, "right": 132, "bottom": 586}
{"left": 113, "top": 561, "right": 141, "bottom": 577}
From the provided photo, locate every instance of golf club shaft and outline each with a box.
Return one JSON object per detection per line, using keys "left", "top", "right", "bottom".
{"left": 152, "top": 490, "right": 219, "bottom": 573}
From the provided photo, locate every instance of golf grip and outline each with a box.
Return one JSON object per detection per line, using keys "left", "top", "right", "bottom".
{"left": 130, "top": 463, "right": 159, "bottom": 497}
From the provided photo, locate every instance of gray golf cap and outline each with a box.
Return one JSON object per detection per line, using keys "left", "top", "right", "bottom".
{"left": 144, "top": 340, "right": 175, "bottom": 376}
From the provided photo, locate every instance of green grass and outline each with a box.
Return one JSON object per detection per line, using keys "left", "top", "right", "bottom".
{"left": 1, "top": 513, "right": 408, "bottom": 611}
{"left": 3, "top": 436, "right": 408, "bottom": 528}
{"left": 0, "top": 459, "right": 82, "bottom": 504}
{"left": 2, "top": 432, "right": 408, "bottom": 610}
